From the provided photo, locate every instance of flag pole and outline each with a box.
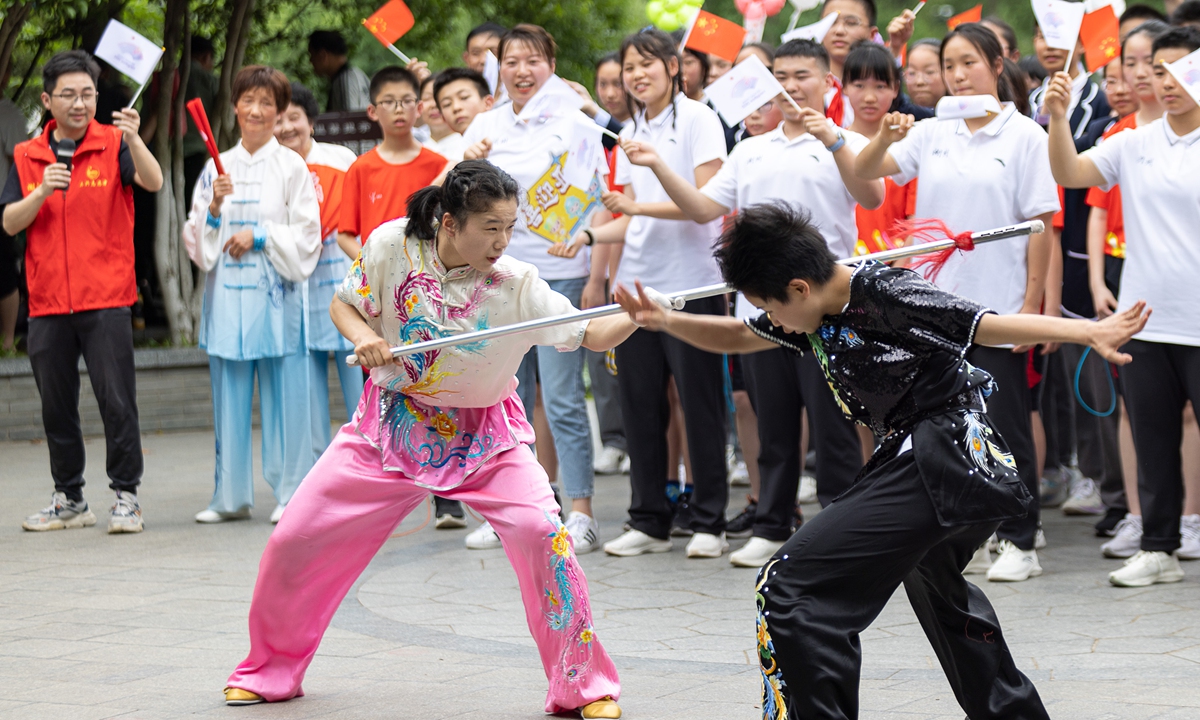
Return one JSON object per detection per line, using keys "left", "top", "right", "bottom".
{"left": 346, "top": 220, "right": 1045, "bottom": 365}
{"left": 679, "top": 6, "right": 703, "bottom": 50}
{"left": 125, "top": 76, "right": 151, "bottom": 110}
{"left": 912, "top": 1, "right": 926, "bottom": 17}
{"left": 364, "top": 21, "right": 412, "bottom": 64}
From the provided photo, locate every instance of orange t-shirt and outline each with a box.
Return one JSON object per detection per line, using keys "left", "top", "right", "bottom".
{"left": 340, "top": 146, "right": 448, "bottom": 243}
{"left": 855, "top": 178, "right": 917, "bottom": 256}
{"left": 1085, "top": 113, "right": 1137, "bottom": 259}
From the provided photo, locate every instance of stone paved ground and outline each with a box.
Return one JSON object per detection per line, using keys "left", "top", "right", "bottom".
{"left": 1, "top": 428, "right": 1199, "bottom": 719}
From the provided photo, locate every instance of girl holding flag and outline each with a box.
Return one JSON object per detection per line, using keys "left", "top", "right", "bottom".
{"left": 855, "top": 23, "right": 1060, "bottom": 583}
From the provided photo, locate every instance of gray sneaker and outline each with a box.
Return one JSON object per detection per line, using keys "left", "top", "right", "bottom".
{"left": 22, "top": 492, "right": 97, "bottom": 532}
{"left": 108, "top": 491, "right": 143, "bottom": 533}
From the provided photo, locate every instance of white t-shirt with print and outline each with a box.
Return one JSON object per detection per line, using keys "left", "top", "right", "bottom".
{"left": 888, "top": 103, "right": 1060, "bottom": 315}
{"left": 614, "top": 95, "right": 728, "bottom": 294}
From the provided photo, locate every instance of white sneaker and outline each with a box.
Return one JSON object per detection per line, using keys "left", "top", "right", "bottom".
{"left": 195, "top": 508, "right": 251, "bottom": 523}
{"left": 797, "top": 474, "right": 817, "bottom": 504}
{"left": 1180, "top": 515, "right": 1200, "bottom": 561}
{"left": 1101, "top": 514, "right": 1142, "bottom": 559}
{"left": 564, "top": 511, "right": 599, "bottom": 555}
{"left": 619, "top": 454, "right": 631, "bottom": 473}
{"left": 465, "top": 520, "right": 502, "bottom": 550}
{"left": 729, "top": 460, "right": 750, "bottom": 487}
{"left": 963, "top": 544, "right": 992, "bottom": 575}
{"left": 269, "top": 505, "right": 285, "bottom": 524}
{"left": 593, "top": 446, "right": 627, "bottom": 475}
{"left": 604, "top": 529, "right": 672, "bottom": 557}
{"left": 986, "top": 532, "right": 999, "bottom": 552}
{"left": 685, "top": 532, "right": 729, "bottom": 558}
{"left": 730, "top": 536, "right": 784, "bottom": 567}
{"left": 1062, "top": 476, "right": 1105, "bottom": 515}
{"left": 987, "top": 540, "right": 1042, "bottom": 582}
{"left": 1035, "top": 527, "right": 1047, "bottom": 550}
{"left": 1109, "top": 550, "right": 1184, "bottom": 587}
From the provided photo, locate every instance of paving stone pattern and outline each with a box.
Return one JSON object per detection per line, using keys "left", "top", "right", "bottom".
{"left": 1, "top": 429, "right": 1198, "bottom": 719}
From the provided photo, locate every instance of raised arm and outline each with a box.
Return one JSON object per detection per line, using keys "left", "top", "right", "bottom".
{"left": 801, "top": 108, "right": 885, "bottom": 209}
{"left": 1045, "top": 72, "right": 1107, "bottom": 188}
{"left": 975, "top": 301, "right": 1150, "bottom": 365}
{"left": 855, "top": 111, "right": 913, "bottom": 180}
{"left": 614, "top": 281, "right": 777, "bottom": 355}
{"left": 618, "top": 138, "right": 729, "bottom": 223}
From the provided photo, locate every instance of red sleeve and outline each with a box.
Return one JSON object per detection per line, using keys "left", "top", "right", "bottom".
{"left": 1085, "top": 185, "right": 1111, "bottom": 211}
{"left": 904, "top": 178, "right": 917, "bottom": 217}
{"left": 1052, "top": 186, "right": 1065, "bottom": 230}
{"left": 339, "top": 162, "right": 361, "bottom": 238}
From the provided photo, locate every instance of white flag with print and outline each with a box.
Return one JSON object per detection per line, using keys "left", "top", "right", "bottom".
{"left": 781, "top": 12, "right": 837, "bottom": 43}
{"left": 562, "top": 116, "right": 605, "bottom": 190}
{"left": 1031, "top": 0, "right": 1086, "bottom": 52}
{"left": 483, "top": 50, "right": 499, "bottom": 94}
{"left": 94, "top": 19, "right": 163, "bottom": 85}
{"left": 517, "top": 74, "right": 584, "bottom": 122}
{"left": 1164, "top": 47, "right": 1200, "bottom": 107}
{"left": 935, "top": 94, "right": 1003, "bottom": 120}
{"left": 704, "top": 55, "right": 786, "bottom": 126}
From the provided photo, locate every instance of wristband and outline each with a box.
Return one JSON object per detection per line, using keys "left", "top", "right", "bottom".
{"left": 252, "top": 226, "right": 267, "bottom": 252}
{"left": 205, "top": 210, "right": 221, "bottom": 229}
{"left": 583, "top": 228, "right": 596, "bottom": 246}
{"left": 826, "top": 132, "right": 846, "bottom": 153}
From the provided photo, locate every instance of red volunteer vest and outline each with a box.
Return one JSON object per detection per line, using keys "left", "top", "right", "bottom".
{"left": 13, "top": 120, "right": 137, "bottom": 317}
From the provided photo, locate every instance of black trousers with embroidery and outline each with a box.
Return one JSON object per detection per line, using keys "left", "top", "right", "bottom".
{"left": 755, "top": 446, "right": 1048, "bottom": 720}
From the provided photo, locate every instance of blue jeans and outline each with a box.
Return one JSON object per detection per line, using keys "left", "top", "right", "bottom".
{"left": 515, "top": 276, "right": 594, "bottom": 499}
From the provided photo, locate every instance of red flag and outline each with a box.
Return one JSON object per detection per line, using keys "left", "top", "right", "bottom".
{"left": 186, "top": 98, "right": 224, "bottom": 176}
{"left": 363, "top": 0, "right": 415, "bottom": 47}
{"left": 946, "top": 4, "right": 982, "bottom": 30}
{"left": 685, "top": 10, "right": 746, "bottom": 63}
{"left": 1080, "top": 5, "right": 1121, "bottom": 73}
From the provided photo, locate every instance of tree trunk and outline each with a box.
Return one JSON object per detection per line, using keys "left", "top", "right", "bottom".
{"left": 213, "top": 0, "right": 257, "bottom": 149}
{"left": 152, "top": 0, "right": 192, "bottom": 344}
{"left": 0, "top": 1, "right": 33, "bottom": 87}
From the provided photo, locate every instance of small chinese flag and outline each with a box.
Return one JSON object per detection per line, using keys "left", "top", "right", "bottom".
{"left": 685, "top": 10, "right": 746, "bottom": 63}
{"left": 1080, "top": 4, "right": 1121, "bottom": 73}
{"left": 946, "top": 4, "right": 982, "bottom": 31}
{"left": 363, "top": 0, "right": 415, "bottom": 47}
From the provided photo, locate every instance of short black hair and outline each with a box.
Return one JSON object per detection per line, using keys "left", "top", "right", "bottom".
{"left": 1017, "top": 55, "right": 1048, "bottom": 85}
{"left": 714, "top": 201, "right": 837, "bottom": 303}
{"left": 821, "top": 0, "right": 877, "bottom": 27}
{"left": 191, "top": 35, "right": 214, "bottom": 58}
{"left": 595, "top": 52, "right": 620, "bottom": 73}
{"left": 43, "top": 50, "right": 100, "bottom": 95}
{"left": 1153, "top": 25, "right": 1200, "bottom": 56}
{"left": 308, "top": 30, "right": 348, "bottom": 56}
{"left": 433, "top": 67, "right": 490, "bottom": 106}
{"left": 1120, "top": 4, "right": 1168, "bottom": 26}
{"left": 289, "top": 81, "right": 319, "bottom": 121}
{"left": 1172, "top": 1, "right": 1200, "bottom": 26}
{"left": 419, "top": 73, "right": 437, "bottom": 97}
{"left": 1122, "top": 20, "right": 1171, "bottom": 61}
{"left": 466, "top": 22, "right": 507, "bottom": 48}
{"left": 369, "top": 65, "right": 419, "bottom": 103}
{"left": 775, "top": 38, "right": 831, "bottom": 72}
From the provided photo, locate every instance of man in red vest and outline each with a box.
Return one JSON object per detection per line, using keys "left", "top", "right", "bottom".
{"left": 0, "top": 50, "right": 163, "bottom": 533}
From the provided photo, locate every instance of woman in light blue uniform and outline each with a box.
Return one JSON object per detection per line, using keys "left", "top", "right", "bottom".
{"left": 184, "top": 66, "right": 322, "bottom": 523}
{"left": 276, "top": 81, "right": 365, "bottom": 458}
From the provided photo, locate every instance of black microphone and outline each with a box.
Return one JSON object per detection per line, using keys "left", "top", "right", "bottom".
{"left": 56, "top": 138, "right": 76, "bottom": 192}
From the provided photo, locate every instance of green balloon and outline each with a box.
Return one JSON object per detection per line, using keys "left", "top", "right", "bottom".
{"left": 658, "top": 12, "right": 682, "bottom": 30}
{"left": 664, "top": 0, "right": 683, "bottom": 10}
{"left": 646, "top": 0, "right": 664, "bottom": 22}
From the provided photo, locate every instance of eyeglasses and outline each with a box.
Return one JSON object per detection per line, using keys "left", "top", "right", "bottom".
{"left": 834, "top": 15, "right": 865, "bottom": 29}
{"left": 52, "top": 92, "right": 97, "bottom": 105}
{"left": 374, "top": 97, "right": 418, "bottom": 111}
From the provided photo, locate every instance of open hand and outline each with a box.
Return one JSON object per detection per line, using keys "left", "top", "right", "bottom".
{"left": 614, "top": 280, "right": 669, "bottom": 331}
{"left": 1088, "top": 300, "right": 1150, "bottom": 365}
{"left": 547, "top": 234, "right": 587, "bottom": 259}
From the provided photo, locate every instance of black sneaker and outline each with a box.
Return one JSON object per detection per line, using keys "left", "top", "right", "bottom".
{"left": 726, "top": 498, "right": 757, "bottom": 539}
{"left": 434, "top": 496, "right": 467, "bottom": 529}
{"left": 670, "top": 491, "right": 694, "bottom": 537}
{"left": 1095, "top": 506, "right": 1129, "bottom": 537}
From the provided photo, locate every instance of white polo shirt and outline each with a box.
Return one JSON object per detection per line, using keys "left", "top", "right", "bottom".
{"left": 702, "top": 122, "right": 868, "bottom": 319}
{"left": 614, "top": 95, "right": 728, "bottom": 293}
{"left": 888, "top": 103, "right": 1060, "bottom": 315}
{"left": 463, "top": 103, "right": 607, "bottom": 279}
{"left": 1086, "top": 118, "right": 1200, "bottom": 346}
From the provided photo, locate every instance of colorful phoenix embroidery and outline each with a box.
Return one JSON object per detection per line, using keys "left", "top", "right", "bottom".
{"left": 757, "top": 559, "right": 788, "bottom": 720}
{"left": 543, "top": 512, "right": 594, "bottom": 683}
{"left": 963, "top": 411, "right": 1016, "bottom": 474}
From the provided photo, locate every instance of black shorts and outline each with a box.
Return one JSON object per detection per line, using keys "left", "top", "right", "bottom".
{"left": 0, "top": 231, "right": 19, "bottom": 297}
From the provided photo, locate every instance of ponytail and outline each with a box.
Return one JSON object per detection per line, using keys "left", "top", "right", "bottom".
{"left": 404, "top": 159, "right": 520, "bottom": 242}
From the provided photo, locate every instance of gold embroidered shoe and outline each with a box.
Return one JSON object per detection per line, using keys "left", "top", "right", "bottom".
{"left": 580, "top": 697, "right": 622, "bottom": 718}
{"left": 224, "top": 687, "right": 265, "bottom": 706}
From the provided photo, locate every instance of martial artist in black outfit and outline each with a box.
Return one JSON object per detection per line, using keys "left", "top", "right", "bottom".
{"left": 613, "top": 201, "right": 1149, "bottom": 720}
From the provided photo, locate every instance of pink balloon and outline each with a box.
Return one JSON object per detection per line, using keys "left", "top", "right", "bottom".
{"left": 737, "top": 0, "right": 766, "bottom": 20}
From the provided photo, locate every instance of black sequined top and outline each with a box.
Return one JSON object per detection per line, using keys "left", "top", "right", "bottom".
{"left": 746, "top": 262, "right": 996, "bottom": 438}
